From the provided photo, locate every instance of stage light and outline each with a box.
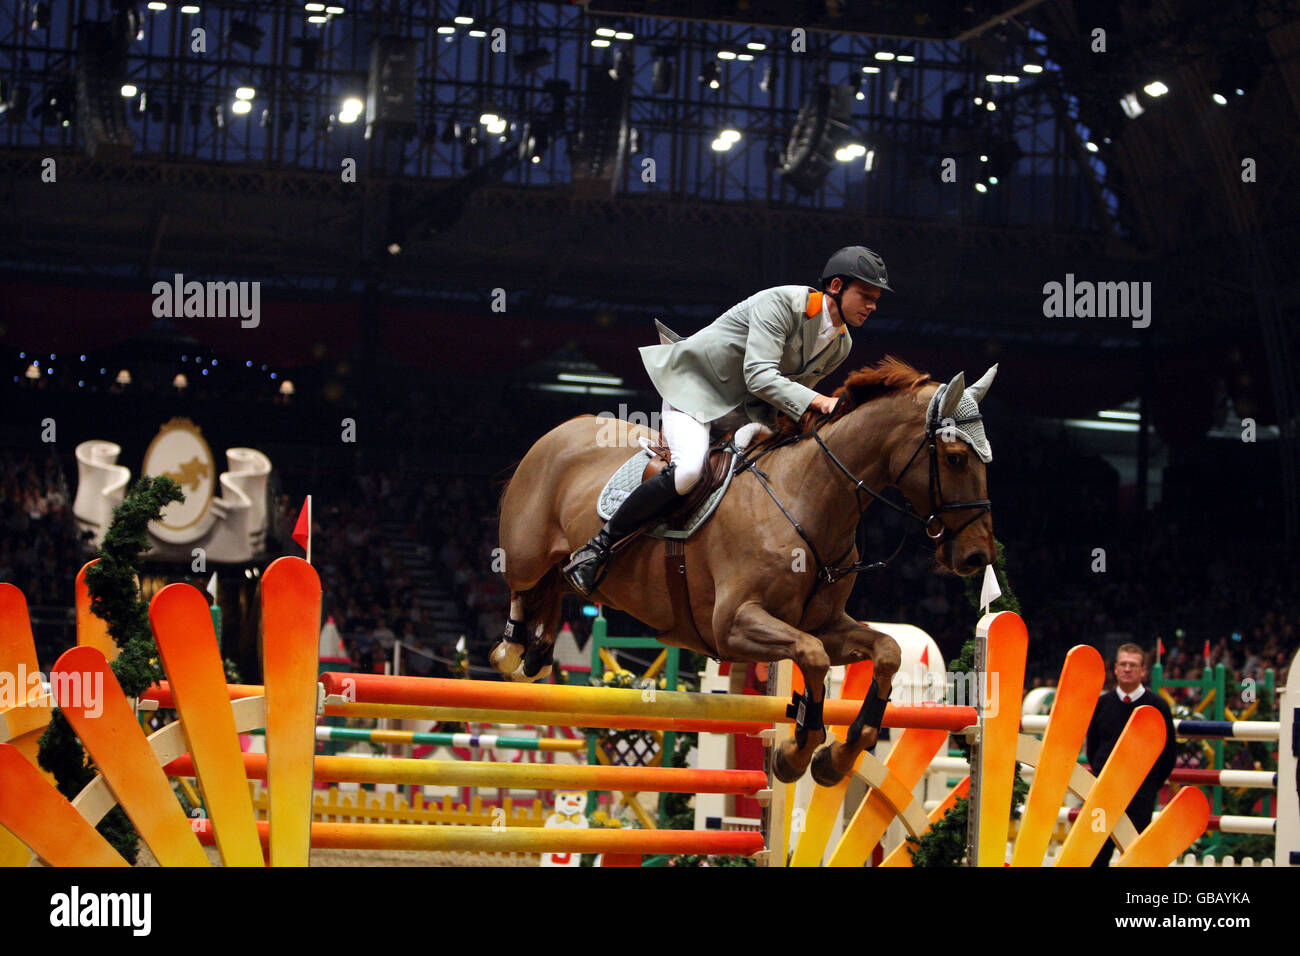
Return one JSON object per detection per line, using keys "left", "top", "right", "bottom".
{"left": 514, "top": 47, "right": 552, "bottom": 75}
{"left": 591, "top": 38, "right": 610, "bottom": 48}
{"left": 717, "top": 50, "right": 737, "bottom": 60}
{"left": 1212, "top": 92, "right": 1228, "bottom": 105}
{"left": 1022, "top": 63, "right": 1043, "bottom": 73}
{"left": 614, "top": 31, "right": 633, "bottom": 41}
{"left": 652, "top": 46, "right": 675, "bottom": 94}
{"left": 231, "top": 99, "right": 251, "bottom": 115}
{"left": 1120, "top": 91, "right": 1144, "bottom": 118}
{"left": 235, "top": 86, "right": 255, "bottom": 100}
{"left": 719, "top": 128, "right": 741, "bottom": 144}
{"left": 1085, "top": 141, "right": 1098, "bottom": 152}
{"left": 227, "top": 19, "right": 265, "bottom": 51}
{"left": 746, "top": 41, "right": 766, "bottom": 51}
{"left": 874, "top": 51, "right": 895, "bottom": 61}
{"left": 861, "top": 66, "right": 880, "bottom": 74}
{"left": 975, "top": 182, "right": 988, "bottom": 193}
{"left": 1143, "top": 80, "right": 1169, "bottom": 97}
{"left": 121, "top": 84, "right": 138, "bottom": 97}
{"left": 454, "top": 15, "right": 474, "bottom": 25}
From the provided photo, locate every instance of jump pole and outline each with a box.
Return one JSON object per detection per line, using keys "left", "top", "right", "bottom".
{"left": 192, "top": 819, "right": 765, "bottom": 856}
{"left": 165, "top": 752, "right": 769, "bottom": 795}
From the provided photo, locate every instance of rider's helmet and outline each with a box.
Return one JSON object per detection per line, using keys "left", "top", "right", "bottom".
{"left": 820, "top": 245, "right": 893, "bottom": 293}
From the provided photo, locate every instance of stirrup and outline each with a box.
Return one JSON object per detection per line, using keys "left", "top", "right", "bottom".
{"left": 562, "top": 541, "right": 612, "bottom": 595}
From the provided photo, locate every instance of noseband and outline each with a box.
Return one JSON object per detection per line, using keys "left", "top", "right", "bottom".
{"left": 735, "top": 407, "right": 992, "bottom": 591}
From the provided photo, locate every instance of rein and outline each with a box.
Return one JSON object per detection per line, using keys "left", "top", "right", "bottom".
{"left": 733, "top": 402, "right": 992, "bottom": 605}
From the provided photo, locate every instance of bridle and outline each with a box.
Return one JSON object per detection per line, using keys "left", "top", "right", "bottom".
{"left": 733, "top": 401, "right": 992, "bottom": 597}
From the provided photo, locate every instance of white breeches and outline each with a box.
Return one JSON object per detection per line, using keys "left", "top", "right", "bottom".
{"left": 660, "top": 400, "right": 765, "bottom": 495}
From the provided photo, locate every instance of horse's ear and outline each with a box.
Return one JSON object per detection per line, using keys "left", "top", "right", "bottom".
{"left": 965, "top": 364, "right": 998, "bottom": 404}
{"left": 938, "top": 372, "right": 965, "bottom": 421}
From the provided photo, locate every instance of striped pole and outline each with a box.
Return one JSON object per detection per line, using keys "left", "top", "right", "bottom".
{"left": 165, "top": 753, "right": 769, "bottom": 795}
{"left": 192, "top": 819, "right": 764, "bottom": 856}
{"left": 1021, "top": 714, "right": 1280, "bottom": 741}
{"left": 1062, "top": 806, "right": 1275, "bottom": 835}
{"left": 250, "top": 726, "right": 585, "bottom": 753}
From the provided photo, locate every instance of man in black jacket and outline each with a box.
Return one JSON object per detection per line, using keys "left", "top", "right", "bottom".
{"left": 1085, "top": 643, "right": 1178, "bottom": 866}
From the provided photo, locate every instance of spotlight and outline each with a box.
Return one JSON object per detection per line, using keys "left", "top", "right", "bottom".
{"left": 227, "top": 19, "right": 265, "bottom": 51}
{"left": 1120, "top": 91, "right": 1144, "bottom": 118}
{"left": 514, "top": 47, "right": 552, "bottom": 75}
{"left": 652, "top": 46, "right": 675, "bottom": 94}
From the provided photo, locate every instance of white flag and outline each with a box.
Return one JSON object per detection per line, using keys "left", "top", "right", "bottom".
{"left": 206, "top": 571, "right": 218, "bottom": 605}
{"left": 979, "top": 564, "right": 1002, "bottom": 613}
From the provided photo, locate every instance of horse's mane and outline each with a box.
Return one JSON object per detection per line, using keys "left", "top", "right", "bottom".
{"left": 759, "top": 356, "right": 933, "bottom": 446}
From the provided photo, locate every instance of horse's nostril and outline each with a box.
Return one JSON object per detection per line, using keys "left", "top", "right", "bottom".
{"left": 965, "top": 552, "right": 989, "bottom": 570}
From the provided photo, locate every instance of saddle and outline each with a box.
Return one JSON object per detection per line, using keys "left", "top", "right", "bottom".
{"left": 628, "top": 412, "right": 760, "bottom": 659}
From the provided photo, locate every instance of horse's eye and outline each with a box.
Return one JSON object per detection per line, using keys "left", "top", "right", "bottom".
{"left": 946, "top": 453, "right": 963, "bottom": 467}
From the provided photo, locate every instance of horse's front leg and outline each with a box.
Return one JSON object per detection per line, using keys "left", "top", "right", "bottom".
{"left": 720, "top": 601, "right": 829, "bottom": 784}
{"left": 808, "top": 614, "right": 901, "bottom": 786}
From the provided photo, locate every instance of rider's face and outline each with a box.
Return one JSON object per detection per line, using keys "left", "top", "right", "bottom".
{"left": 831, "top": 279, "right": 883, "bottom": 327}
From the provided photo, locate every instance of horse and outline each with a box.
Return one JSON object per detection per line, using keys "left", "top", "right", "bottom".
{"left": 492, "top": 357, "right": 998, "bottom": 786}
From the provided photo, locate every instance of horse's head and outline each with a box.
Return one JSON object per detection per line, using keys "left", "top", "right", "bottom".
{"left": 894, "top": 366, "right": 998, "bottom": 576}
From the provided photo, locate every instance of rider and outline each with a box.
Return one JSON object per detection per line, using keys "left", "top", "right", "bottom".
{"left": 562, "top": 245, "right": 892, "bottom": 596}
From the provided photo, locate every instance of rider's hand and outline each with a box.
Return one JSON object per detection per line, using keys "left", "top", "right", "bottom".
{"left": 809, "top": 394, "right": 840, "bottom": 416}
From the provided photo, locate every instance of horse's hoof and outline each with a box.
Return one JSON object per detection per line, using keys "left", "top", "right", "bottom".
{"left": 771, "top": 745, "right": 806, "bottom": 784}
{"left": 490, "top": 640, "right": 524, "bottom": 675}
{"left": 512, "top": 662, "right": 552, "bottom": 683}
{"left": 810, "top": 745, "right": 846, "bottom": 788}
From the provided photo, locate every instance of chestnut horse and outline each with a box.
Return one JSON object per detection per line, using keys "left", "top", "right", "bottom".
{"left": 492, "top": 357, "right": 998, "bottom": 786}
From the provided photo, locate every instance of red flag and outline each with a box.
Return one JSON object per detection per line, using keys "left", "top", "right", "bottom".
{"left": 1202, "top": 639, "right": 1211, "bottom": 662}
{"left": 919, "top": 644, "right": 930, "bottom": 666}
{"left": 1157, "top": 637, "right": 1165, "bottom": 659}
{"left": 292, "top": 495, "right": 312, "bottom": 559}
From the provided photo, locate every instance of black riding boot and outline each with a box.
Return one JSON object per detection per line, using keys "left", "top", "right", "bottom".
{"left": 562, "top": 463, "right": 685, "bottom": 595}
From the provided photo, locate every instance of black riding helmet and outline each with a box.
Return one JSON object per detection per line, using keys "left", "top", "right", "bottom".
{"left": 820, "top": 246, "right": 891, "bottom": 329}
{"left": 820, "top": 245, "right": 892, "bottom": 293}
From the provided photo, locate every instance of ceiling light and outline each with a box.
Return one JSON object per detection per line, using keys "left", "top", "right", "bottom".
{"left": 1143, "top": 80, "right": 1169, "bottom": 97}
{"left": 591, "top": 38, "right": 610, "bottom": 47}
{"left": 120, "top": 84, "right": 138, "bottom": 97}
{"left": 1085, "top": 141, "right": 1098, "bottom": 152}
{"left": 1022, "top": 63, "right": 1043, "bottom": 73}
{"left": 746, "top": 41, "right": 766, "bottom": 51}
{"left": 595, "top": 27, "right": 616, "bottom": 37}
{"left": 862, "top": 66, "right": 880, "bottom": 73}
{"left": 717, "top": 50, "right": 737, "bottom": 60}
{"left": 896, "top": 54, "right": 915, "bottom": 63}
{"left": 719, "top": 128, "right": 741, "bottom": 143}
{"left": 235, "top": 86, "right": 255, "bottom": 100}
{"left": 1212, "top": 92, "right": 1228, "bottom": 105}
{"left": 454, "top": 15, "right": 474, "bottom": 24}
{"left": 874, "top": 51, "right": 895, "bottom": 61}
{"left": 231, "top": 99, "right": 252, "bottom": 115}
{"left": 975, "top": 182, "right": 988, "bottom": 193}
{"left": 614, "top": 31, "right": 634, "bottom": 41}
